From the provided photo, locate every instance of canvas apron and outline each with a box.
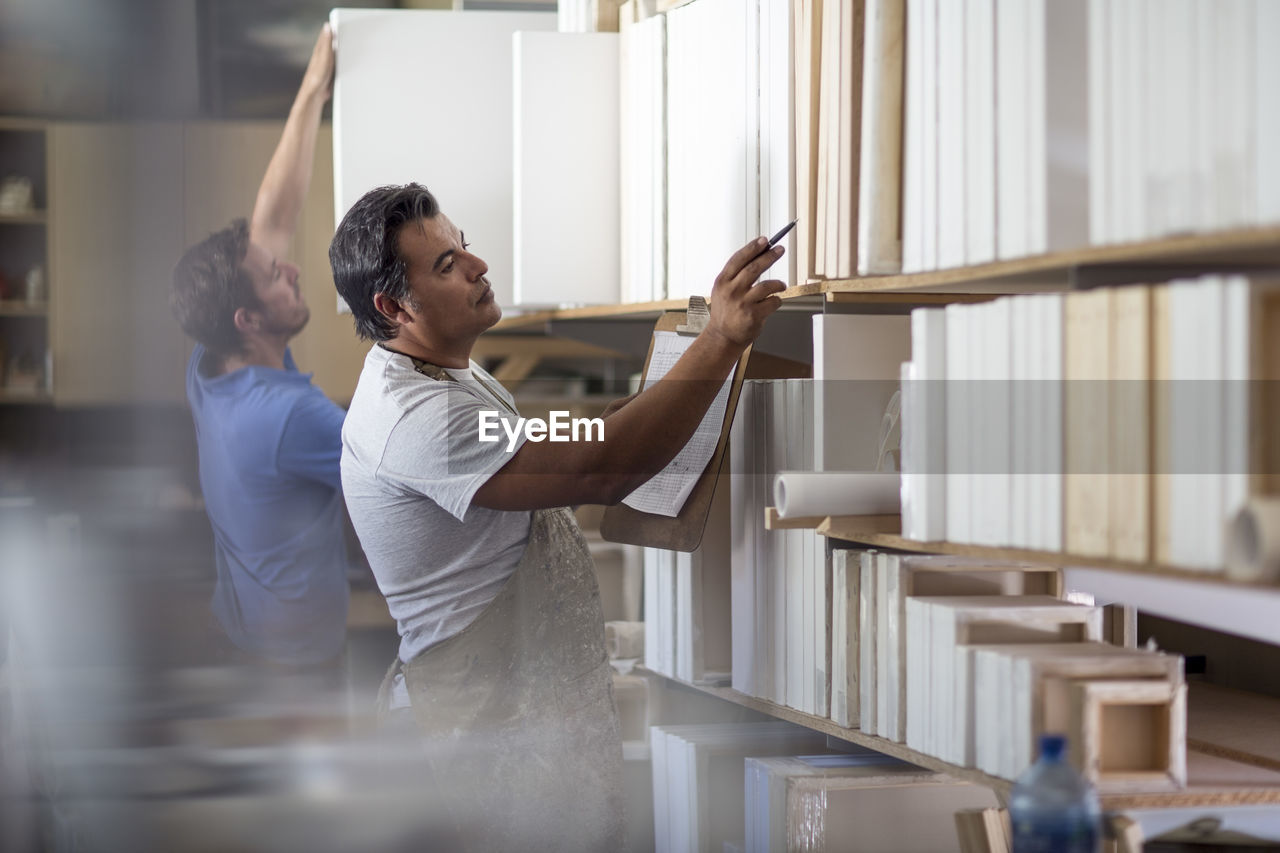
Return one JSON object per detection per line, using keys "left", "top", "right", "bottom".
{"left": 377, "top": 356, "right": 624, "bottom": 852}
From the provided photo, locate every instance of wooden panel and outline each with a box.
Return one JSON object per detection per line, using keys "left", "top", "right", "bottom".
{"left": 49, "top": 121, "right": 188, "bottom": 405}
{"left": 182, "top": 121, "right": 281, "bottom": 249}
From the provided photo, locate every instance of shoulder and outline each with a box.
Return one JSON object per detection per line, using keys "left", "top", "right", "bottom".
{"left": 355, "top": 346, "right": 490, "bottom": 418}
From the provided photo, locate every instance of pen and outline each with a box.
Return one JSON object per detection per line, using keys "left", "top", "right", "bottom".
{"left": 754, "top": 218, "right": 798, "bottom": 260}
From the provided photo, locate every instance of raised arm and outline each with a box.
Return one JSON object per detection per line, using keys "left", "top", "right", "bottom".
{"left": 472, "top": 237, "right": 787, "bottom": 511}
{"left": 250, "top": 23, "right": 334, "bottom": 261}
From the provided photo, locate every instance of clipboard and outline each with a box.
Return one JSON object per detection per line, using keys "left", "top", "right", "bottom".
{"left": 599, "top": 307, "right": 752, "bottom": 552}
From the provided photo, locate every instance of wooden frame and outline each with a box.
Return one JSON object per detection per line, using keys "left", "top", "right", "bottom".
{"left": 1066, "top": 679, "right": 1188, "bottom": 793}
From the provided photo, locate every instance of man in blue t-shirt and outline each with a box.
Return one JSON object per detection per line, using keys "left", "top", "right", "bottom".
{"left": 170, "top": 25, "right": 350, "bottom": 666}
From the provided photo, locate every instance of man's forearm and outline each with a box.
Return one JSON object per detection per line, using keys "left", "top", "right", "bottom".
{"left": 593, "top": 330, "right": 745, "bottom": 482}
{"left": 251, "top": 25, "right": 333, "bottom": 256}
{"left": 251, "top": 84, "right": 327, "bottom": 249}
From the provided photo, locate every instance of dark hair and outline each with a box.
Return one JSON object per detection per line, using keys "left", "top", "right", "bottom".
{"left": 170, "top": 218, "right": 261, "bottom": 358}
{"left": 329, "top": 183, "right": 441, "bottom": 342}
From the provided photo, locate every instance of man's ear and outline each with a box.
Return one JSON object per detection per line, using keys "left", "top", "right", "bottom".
{"left": 372, "top": 292, "right": 413, "bottom": 327}
{"left": 233, "top": 306, "right": 259, "bottom": 334}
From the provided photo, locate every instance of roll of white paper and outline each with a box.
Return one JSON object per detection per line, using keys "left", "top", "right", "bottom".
{"left": 773, "top": 471, "right": 901, "bottom": 519}
{"left": 1226, "top": 497, "right": 1280, "bottom": 583}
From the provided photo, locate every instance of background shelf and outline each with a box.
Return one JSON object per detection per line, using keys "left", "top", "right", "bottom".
{"left": 643, "top": 668, "right": 1280, "bottom": 810}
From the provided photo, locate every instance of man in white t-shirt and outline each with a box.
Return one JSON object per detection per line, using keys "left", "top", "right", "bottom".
{"left": 329, "top": 183, "right": 785, "bottom": 851}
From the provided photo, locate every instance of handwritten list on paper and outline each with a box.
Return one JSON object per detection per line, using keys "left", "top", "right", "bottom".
{"left": 622, "top": 331, "right": 735, "bottom": 517}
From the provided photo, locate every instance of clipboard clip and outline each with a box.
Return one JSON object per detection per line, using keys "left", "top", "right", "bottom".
{"left": 675, "top": 295, "right": 710, "bottom": 335}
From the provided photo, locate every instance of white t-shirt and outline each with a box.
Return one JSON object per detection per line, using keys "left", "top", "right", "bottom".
{"left": 341, "top": 345, "right": 532, "bottom": 705}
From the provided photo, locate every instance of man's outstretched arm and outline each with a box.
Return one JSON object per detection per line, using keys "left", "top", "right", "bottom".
{"left": 250, "top": 23, "right": 334, "bottom": 261}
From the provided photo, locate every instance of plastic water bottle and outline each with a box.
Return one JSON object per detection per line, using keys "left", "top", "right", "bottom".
{"left": 1009, "top": 734, "right": 1102, "bottom": 853}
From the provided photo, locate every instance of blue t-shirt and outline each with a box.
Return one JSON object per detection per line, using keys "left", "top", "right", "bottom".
{"left": 186, "top": 344, "right": 350, "bottom": 664}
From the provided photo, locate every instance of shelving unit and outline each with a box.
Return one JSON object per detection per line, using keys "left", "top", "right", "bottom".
{"left": 0, "top": 118, "right": 51, "bottom": 403}
{"left": 643, "top": 667, "right": 1280, "bottom": 811}
{"left": 482, "top": 223, "right": 1280, "bottom": 332}
{"left": 810, "top": 515, "right": 1280, "bottom": 591}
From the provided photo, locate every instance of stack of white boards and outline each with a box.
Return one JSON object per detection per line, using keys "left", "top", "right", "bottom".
{"left": 971, "top": 642, "right": 1185, "bottom": 787}
{"left": 793, "top": 0, "right": 908, "bottom": 281}
{"left": 650, "top": 722, "right": 829, "bottom": 853}
{"left": 665, "top": 0, "right": 796, "bottom": 300}
{"left": 844, "top": 553, "right": 1062, "bottom": 742}
{"left": 619, "top": 12, "right": 667, "bottom": 302}
{"left": 900, "top": 0, "right": 1086, "bottom": 272}
{"left": 512, "top": 32, "right": 620, "bottom": 307}
{"left": 905, "top": 596, "right": 1103, "bottom": 767}
{"left": 557, "top": 0, "right": 622, "bottom": 33}
{"left": 643, "top": 477, "right": 731, "bottom": 684}
{"left": 744, "top": 754, "right": 1001, "bottom": 853}
{"left": 900, "top": 274, "right": 1266, "bottom": 573}
{"left": 728, "top": 379, "right": 830, "bottom": 717}
{"left": 1088, "top": 0, "right": 1280, "bottom": 246}
{"left": 329, "top": 8, "right": 555, "bottom": 310}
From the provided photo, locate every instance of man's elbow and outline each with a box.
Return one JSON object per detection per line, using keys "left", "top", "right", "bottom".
{"left": 583, "top": 473, "right": 641, "bottom": 507}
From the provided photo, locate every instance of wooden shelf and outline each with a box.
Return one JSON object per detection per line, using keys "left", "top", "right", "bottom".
{"left": 643, "top": 668, "right": 1280, "bottom": 809}
{"left": 0, "top": 390, "right": 51, "bottom": 405}
{"left": 0, "top": 210, "right": 45, "bottom": 225}
{"left": 492, "top": 298, "right": 691, "bottom": 331}
{"left": 821, "top": 225, "right": 1280, "bottom": 294}
{"left": 0, "top": 300, "right": 47, "bottom": 316}
{"left": 0, "top": 117, "right": 47, "bottom": 132}
{"left": 1186, "top": 683, "right": 1280, "bottom": 774}
{"left": 815, "top": 516, "right": 1280, "bottom": 590}
{"left": 483, "top": 281, "right": 957, "bottom": 327}
{"left": 490, "top": 226, "right": 1280, "bottom": 330}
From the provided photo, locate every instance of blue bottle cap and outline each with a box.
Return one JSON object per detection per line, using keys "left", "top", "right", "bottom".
{"left": 1039, "top": 733, "right": 1067, "bottom": 760}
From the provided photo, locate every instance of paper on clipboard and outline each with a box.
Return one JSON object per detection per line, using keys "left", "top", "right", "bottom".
{"left": 621, "top": 331, "right": 734, "bottom": 517}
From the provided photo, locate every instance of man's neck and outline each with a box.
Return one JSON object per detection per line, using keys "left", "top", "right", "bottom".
{"left": 382, "top": 335, "right": 473, "bottom": 370}
{"left": 220, "top": 336, "right": 289, "bottom": 374}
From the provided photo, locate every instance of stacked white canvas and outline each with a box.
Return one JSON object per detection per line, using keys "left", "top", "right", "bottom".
{"left": 828, "top": 548, "right": 865, "bottom": 728}
{"left": 901, "top": 310, "right": 940, "bottom": 540}
{"left": 905, "top": 596, "right": 1102, "bottom": 766}
{"left": 329, "top": 9, "right": 555, "bottom": 309}
{"left": 1089, "top": 0, "right": 1280, "bottom": 244}
{"left": 644, "top": 546, "right": 678, "bottom": 677}
{"left": 650, "top": 722, "right": 828, "bottom": 853}
{"left": 557, "top": 0, "right": 591, "bottom": 33}
{"left": 512, "top": 32, "right": 620, "bottom": 306}
{"left": 620, "top": 13, "right": 667, "bottom": 302}
{"left": 857, "top": 556, "right": 1062, "bottom": 744}
{"left": 728, "top": 380, "right": 829, "bottom": 716}
{"left": 1159, "top": 274, "right": 1255, "bottom": 571}
{"left": 646, "top": 482, "right": 732, "bottom": 684}
{"left": 744, "top": 754, "right": 1000, "bottom": 853}
{"left": 970, "top": 642, "right": 1184, "bottom": 779}
{"left": 902, "top": 0, "right": 1089, "bottom": 270}
{"left": 904, "top": 278, "right": 1262, "bottom": 567}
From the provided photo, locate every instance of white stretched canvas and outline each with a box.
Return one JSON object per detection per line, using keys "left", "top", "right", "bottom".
{"left": 512, "top": 32, "right": 620, "bottom": 307}
{"left": 330, "top": 9, "right": 556, "bottom": 310}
